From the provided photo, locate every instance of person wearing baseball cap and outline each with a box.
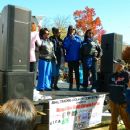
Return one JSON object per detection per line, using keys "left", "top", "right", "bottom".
{"left": 108, "top": 59, "right": 130, "bottom": 130}
{"left": 113, "top": 59, "right": 125, "bottom": 65}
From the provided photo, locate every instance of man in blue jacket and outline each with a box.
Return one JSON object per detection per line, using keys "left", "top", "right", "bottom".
{"left": 63, "top": 25, "right": 82, "bottom": 91}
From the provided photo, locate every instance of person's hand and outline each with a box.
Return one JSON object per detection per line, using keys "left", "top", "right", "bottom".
{"left": 79, "top": 60, "right": 82, "bottom": 65}
{"left": 64, "top": 62, "right": 68, "bottom": 67}
{"left": 55, "top": 59, "right": 58, "bottom": 65}
{"left": 94, "top": 57, "right": 99, "bottom": 61}
{"left": 38, "top": 25, "right": 41, "bottom": 31}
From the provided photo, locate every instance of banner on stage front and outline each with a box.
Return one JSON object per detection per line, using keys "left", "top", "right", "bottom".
{"left": 49, "top": 94, "right": 105, "bottom": 130}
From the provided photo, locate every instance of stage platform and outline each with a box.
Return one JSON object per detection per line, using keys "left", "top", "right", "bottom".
{"left": 34, "top": 81, "right": 108, "bottom": 103}
{"left": 34, "top": 89, "right": 107, "bottom": 104}
{"left": 33, "top": 81, "right": 109, "bottom": 130}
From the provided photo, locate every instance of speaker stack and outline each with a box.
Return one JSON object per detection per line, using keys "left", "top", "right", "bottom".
{"left": 0, "top": 5, "right": 34, "bottom": 103}
{"left": 99, "top": 33, "right": 123, "bottom": 92}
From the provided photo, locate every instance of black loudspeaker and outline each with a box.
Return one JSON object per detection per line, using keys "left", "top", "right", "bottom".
{"left": 0, "top": 13, "right": 2, "bottom": 66}
{"left": 99, "top": 33, "right": 123, "bottom": 92}
{"left": 0, "top": 71, "right": 34, "bottom": 103}
{"left": 97, "top": 72, "right": 111, "bottom": 92}
{"left": 101, "top": 33, "right": 123, "bottom": 73}
{"left": 0, "top": 72, "right": 4, "bottom": 104}
{"left": 0, "top": 5, "right": 31, "bottom": 71}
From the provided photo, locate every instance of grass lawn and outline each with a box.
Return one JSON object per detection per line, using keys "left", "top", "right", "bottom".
{"left": 83, "top": 120, "right": 125, "bottom": 130}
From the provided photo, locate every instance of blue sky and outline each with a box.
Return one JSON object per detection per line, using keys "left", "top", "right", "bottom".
{"left": 0, "top": 0, "right": 130, "bottom": 44}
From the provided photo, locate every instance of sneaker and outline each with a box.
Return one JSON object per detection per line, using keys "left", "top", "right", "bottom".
{"left": 91, "top": 89, "right": 97, "bottom": 93}
{"left": 37, "top": 89, "right": 44, "bottom": 92}
{"left": 44, "top": 88, "right": 52, "bottom": 91}
{"left": 54, "top": 86, "right": 60, "bottom": 90}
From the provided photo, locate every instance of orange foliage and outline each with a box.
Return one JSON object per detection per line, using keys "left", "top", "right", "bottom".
{"left": 73, "top": 6, "right": 105, "bottom": 43}
{"left": 122, "top": 46, "right": 130, "bottom": 64}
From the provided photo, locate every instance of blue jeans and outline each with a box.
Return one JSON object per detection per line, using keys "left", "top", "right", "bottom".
{"left": 36, "top": 59, "right": 52, "bottom": 91}
{"left": 51, "top": 61, "right": 60, "bottom": 77}
{"left": 82, "top": 57, "right": 97, "bottom": 89}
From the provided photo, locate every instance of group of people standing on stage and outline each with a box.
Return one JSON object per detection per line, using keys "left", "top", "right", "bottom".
{"left": 30, "top": 23, "right": 102, "bottom": 92}
{"left": 63, "top": 25, "right": 102, "bottom": 92}
{"left": 23, "top": 22, "right": 130, "bottom": 130}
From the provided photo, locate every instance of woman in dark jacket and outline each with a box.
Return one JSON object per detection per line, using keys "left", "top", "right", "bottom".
{"left": 80, "top": 29, "right": 102, "bottom": 92}
{"left": 36, "top": 28, "right": 55, "bottom": 91}
{"left": 50, "top": 27, "right": 63, "bottom": 90}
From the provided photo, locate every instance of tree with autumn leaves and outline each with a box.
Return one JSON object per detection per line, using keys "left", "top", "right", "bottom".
{"left": 73, "top": 6, "right": 105, "bottom": 43}
{"left": 122, "top": 46, "right": 130, "bottom": 65}
{"left": 122, "top": 46, "right": 130, "bottom": 71}
{"left": 73, "top": 6, "right": 130, "bottom": 70}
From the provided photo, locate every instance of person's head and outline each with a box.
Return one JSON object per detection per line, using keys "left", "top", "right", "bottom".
{"left": 52, "top": 27, "right": 57, "bottom": 34}
{"left": 31, "top": 22, "right": 37, "bottom": 32}
{"left": 39, "top": 28, "right": 50, "bottom": 40}
{"left": 0, "top": 98, "right": 37, "bottom": 130}
{"left": 67, "top": 25, "right": 76, "bottom": 36}
{"left": 51, "top": 27, "right": 61, "bottom": 37}
{"left": 113, "top": 59, "right": 125, "bottom": 72}
{"left": 54, "top": 28, "right": 61, "bottom": 38}
{"left": 84, "top": 29, "right": 94, "bottom": 41}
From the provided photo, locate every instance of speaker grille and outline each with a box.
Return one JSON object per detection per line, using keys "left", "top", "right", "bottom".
{"left": 2, "top": 72, "right": 34, "bottom": 103}
{"left": 101, "top": 33, "right": 123, "bottom": 73}
{"left": 0, "top": 5, "right": 31, "bottom": 71}
{"left": 99, "top": 33, "right": 123, "bottom": 92}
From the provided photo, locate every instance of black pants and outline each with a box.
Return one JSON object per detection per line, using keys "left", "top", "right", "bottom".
{"left": 68, "top": 61, "right": 80, "bottom": 87}
{"left": 30, "top": 62, "right": 37, "bottom": 86}
{"left": 30, "top": 62, "right": 36, "bottom": 72}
